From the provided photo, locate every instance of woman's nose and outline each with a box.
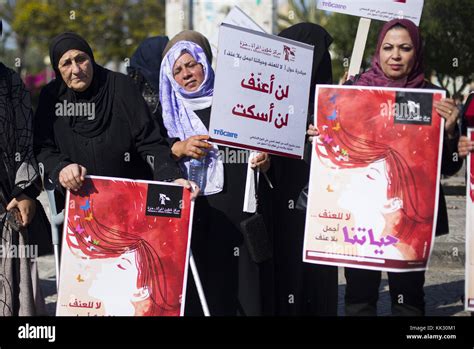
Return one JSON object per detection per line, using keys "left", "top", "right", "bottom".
{"left": 182, "top": 68, "right": 192, "bottom": 79}
{"left": 391, "top": 49, "right": 402, "bottom": 60}
{"left": 71, "top": 61, "right": 81, "bottom": 74}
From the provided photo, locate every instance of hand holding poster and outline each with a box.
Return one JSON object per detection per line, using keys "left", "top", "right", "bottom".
{"left": 56, "top": 176, "right": 193, "bottom": 316}
{"left": 209, "top": 23, "right": 313, "bottom": 158}
{"left": 465, "top": 129, "right": 474, "bottom": 311}
{"left": 303, "top": 86, "right": 444, "bottom": 272}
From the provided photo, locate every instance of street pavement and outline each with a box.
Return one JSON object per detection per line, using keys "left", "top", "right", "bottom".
{"left": 37, "top": 165, "right": 471, "bottom": 316}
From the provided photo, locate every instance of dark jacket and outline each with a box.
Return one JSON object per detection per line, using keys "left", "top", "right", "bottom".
{"left": 34, "top": 71, "right": 182, "bottom": 186}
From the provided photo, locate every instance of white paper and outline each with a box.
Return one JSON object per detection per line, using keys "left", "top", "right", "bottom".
{"left": 210, "top": 24, "right": 313, "bottom": 159}
{"left": 317, "top": 0, "right": 424, "bottom": 26}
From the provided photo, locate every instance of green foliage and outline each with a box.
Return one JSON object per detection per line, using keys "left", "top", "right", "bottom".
{"left": 278, "top": 0, "right": 326, "bottom": 32}
{"left": 325, "top": 14, "right": 382, "bottom": 81}
{"left": 420, "top": 0, "right": 474, "bottom": 92}
{"left": 1, "top": 0, "right": 165, "bottom": 73}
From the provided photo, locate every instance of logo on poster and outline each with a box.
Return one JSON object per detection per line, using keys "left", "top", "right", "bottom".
{"left": 283, "top": 45, "right": 295, "bottom": 62}
{"left": 392, "top": 92, "right": 433, "bottom": 125}
{"left": 159, "top": 194, "right": 171, "bottom": 205}
{"left": 146, "top": 184, "right": 183, "bottom": 218}
{"left": 214, "top": 128, "right": 238, "bottom": 139}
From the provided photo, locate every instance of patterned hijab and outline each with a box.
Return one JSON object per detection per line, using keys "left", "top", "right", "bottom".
{"left": 354, "top": 19, "right": 426, "bottom": 88}
{"left": 159, "top": 40, "right": 223, "bottom": 195}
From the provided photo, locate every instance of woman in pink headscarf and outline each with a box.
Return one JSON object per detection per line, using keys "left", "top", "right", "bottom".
{"left": 308, "top": 19, "right": 461, "bottom": 316}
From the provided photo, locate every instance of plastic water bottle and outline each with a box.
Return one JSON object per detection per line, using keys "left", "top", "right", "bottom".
{"left": 188, "top": 156, "right": 207, "bottom": 191}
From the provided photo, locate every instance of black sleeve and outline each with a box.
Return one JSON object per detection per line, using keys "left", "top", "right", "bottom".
{"left": 440, "top": 130, "right": 463, "bottom": 177}
{"left": 33, "top": 85, "right": 73, "bottom": 187}
{"left": 154, "top": 104, "right": 180, "bottom": 148}
{"left": 124, "top": 81, "right": 182, "bottom": 181}
{"left": 10, "top": 70, "right": 41, "bottom": 199}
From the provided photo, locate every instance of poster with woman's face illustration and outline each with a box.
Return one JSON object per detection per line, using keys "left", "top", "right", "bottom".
{"left": 303, "top": 85, "right": 445, "bottom": 272}
{"left": 56, "top": 176, "right": 193, "bottom": 316}
{"left": 465, "top": 129, "right": 474, "bottom": 311}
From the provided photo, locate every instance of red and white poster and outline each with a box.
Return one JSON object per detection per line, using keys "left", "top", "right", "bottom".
{"left": 56, "top": 176, "right": 193, "bottom": 316}
{"left": 303, "top": 85, "right": 445, "bottom": 272}
{"left": 465, "top": 129, "right": 474, "bottom": 311}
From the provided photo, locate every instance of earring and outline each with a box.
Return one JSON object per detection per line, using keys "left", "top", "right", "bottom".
{"left": 381, "top": 197, "right": 403, "bottom": 214}
{"left": 132, "top": 286, "right": 150, "bottom": 301}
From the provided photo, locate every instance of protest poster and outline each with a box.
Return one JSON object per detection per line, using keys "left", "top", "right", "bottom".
{"left": 56, "top": 176, "right": 193, "bottom": 316}
{"left": 209, "top": 23, "right": 313, "bottom": 159}
{"left": 303, "top": 85, "right": 444, "bottom": 271}
{"left": 317, "top": 0, "right": 424, "bottom": 25}
{"left": 465, "top": 129, "right": 474, "bottom": 311}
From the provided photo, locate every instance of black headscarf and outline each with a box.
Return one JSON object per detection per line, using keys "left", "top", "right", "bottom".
{"left": 48, "top": 32, "right": 114, "bottom": 138}
{"left": 278, "top": 23, "right": 333, "bottom": 110}
{"left": 128, "top": 36, "right": 169, "bottom": 93}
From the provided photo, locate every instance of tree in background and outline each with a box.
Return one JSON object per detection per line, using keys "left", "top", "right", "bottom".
{"left": 0, "top": 0, "right": 166, "bottom": 75}
{"left": 420, "top": 0, "right": 474, "bottom": 95}
{"left": 278, "top": 0, "right": 327, "bottom": 32}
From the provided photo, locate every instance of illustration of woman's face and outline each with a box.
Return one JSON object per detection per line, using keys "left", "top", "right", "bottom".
{"left": 338, "top": 160, "right": 389, "bottom": 229}
{"left": 89, "top": 251, "right": 146, "bottom": 315}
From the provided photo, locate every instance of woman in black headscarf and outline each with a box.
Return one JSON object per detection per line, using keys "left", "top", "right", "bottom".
{"left": 265, "top": 23, "right": 338, "bottom": 316}
{"left": 127, "top": 36, "right": 169, "bottom": 120}
{"left": 34, "top": 32, "right": 190, "bottom": 200}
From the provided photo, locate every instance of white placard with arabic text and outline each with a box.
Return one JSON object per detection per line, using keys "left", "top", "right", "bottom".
{"left": 209, "top": 23, "right": 313, "bottom": 158}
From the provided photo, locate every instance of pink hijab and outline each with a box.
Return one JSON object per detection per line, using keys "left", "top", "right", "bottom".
{"left": 354, "top": 19, "right": 426, "bottom": 88}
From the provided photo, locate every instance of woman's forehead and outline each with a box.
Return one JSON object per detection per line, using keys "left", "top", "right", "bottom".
{"left": 59, "top": 49, "right": 90, "bottom": 64}
{"left": 175, "top": 51, "right": 194, "bottom": 64}
{"left": 381, "top": 28, "right": 413, "bottom": 44}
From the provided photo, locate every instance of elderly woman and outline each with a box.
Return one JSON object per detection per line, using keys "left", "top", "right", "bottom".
{"left": 308, "top": 19, "right": 461, "bottom": 316}
{"left": 34, "top": 33, "right": 190, "bottom": 199}
{"left": 159, "top": 33, "right": 270, "bottom": 316}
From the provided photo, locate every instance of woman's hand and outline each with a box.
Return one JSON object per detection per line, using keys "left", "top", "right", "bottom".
{"left": 59, "top": 163, "right": 87, "bottom": 191}
{"left": 251, "top": 152, "right": 271, "bottom": 173}
{"left": 174, "top": 178, "right": 200, "bottom": 200}
{"left": 307, "top": 124, "right": 320, "bottom": 143}
{"left": 434, "top": 98, "right": 459, "bottom": 138}
{"left": 171, "top": 135, "right": 212, "bottom": 160}
{"left": 458, "top": 135, "right": 474, "bottom": 158}
{"left": 7, "top": 194, "right": 36, "bottom": 227}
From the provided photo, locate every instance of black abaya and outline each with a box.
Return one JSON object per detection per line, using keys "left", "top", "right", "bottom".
{"left": 266, "top": 23, "right": 339, "bottom": 316}
{"left": 183, "top": 107, "right": 271, "bottom": 316}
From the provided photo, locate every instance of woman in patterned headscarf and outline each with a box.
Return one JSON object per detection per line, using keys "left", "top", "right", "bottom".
{"left": 160, "top": 35, "right": 271, "bottom": 316}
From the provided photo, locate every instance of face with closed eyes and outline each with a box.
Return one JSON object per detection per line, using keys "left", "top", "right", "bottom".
{"left": 172, "top": 52, "right": 205, "bottom": 92}
{"left": 379, "top": 27, "right": 416, "bottom": 81}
